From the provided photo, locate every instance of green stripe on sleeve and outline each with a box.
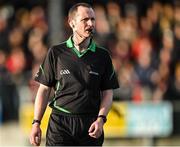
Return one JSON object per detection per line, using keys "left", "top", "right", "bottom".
{"left": 109, "top": 69, "right": 115, "bottom": 80}
{"left": 40, "top": 65, "right": 45, "bottom": 76}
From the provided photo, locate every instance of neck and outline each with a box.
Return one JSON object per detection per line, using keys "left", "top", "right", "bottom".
{"left": 72, "top": 34, "right": 91, "bottom": 52}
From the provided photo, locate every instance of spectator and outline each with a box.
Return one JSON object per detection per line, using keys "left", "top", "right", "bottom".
{"left": 0, "top": 50, "right": 19, "bottom": 122}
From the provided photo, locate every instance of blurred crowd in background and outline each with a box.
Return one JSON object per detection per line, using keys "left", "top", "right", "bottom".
{"left": 0, "top": 0, "right": 180, "bottom": 125}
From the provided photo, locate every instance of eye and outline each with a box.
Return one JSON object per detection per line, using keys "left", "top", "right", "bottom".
{"left": 91, "top": 18, "right": 95, "bottom": 21}
{"left": 81, "top": 17, "right": 95, "bottom": 23}
{"left": 81, "top": 18, "right": 89, "bottom": 22}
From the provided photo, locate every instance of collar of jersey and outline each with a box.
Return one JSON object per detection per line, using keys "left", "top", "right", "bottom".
{"left": 66, "top": 36, "right": 96, "bottom": 58}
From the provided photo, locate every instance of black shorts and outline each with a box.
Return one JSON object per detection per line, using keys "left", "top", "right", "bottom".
{"left": 46, "top": 110, "right": 104, "bottom": 146}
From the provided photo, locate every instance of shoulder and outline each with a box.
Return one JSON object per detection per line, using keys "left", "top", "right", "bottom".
{"left": 51, "top": 41, "right": 67, "bottom": 51}
{"left": 96, "top": 45, "right": 111, "bottom": 59}
{"left": 48, "top": 41, "right": 67, "bottom": 54}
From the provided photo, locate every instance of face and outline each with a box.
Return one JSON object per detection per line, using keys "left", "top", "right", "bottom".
{"left": 70, "top": 6, "right": 96, "bottom": 38}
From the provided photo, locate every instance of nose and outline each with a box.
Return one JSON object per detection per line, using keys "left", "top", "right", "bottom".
{"left": 87, "top": 19, "right": 95, "bottom": 27}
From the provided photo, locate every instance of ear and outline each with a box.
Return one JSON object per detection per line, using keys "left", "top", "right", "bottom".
{"left": 70, "top": 23, "right": 74, "bottom": 28}
{"left": 68, "top": 19, "right": 75, "bottom": 28}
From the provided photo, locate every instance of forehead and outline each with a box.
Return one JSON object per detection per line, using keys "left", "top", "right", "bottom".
{"left": 75, "top": 6, "right": 95, "bottom": 19}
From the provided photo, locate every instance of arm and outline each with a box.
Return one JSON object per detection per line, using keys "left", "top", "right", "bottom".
{"left": 88, "top": 89, "right": 113, "bottom": 138}
{"left": 98, "top": 89, "right": 113, "bottom": 116}
{"left": 30, "top": 84, "right": 51, "bottom": 146}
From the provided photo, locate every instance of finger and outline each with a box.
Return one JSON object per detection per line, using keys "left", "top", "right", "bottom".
{"left": 34, "top": 139, "right": 38, "bottom": 146}
{"left": 89, "top": 132, "right": 99, "bottom": 138}
{"left": 30, "top": 135, "right": 35, "bottom": 145}
{"left": 89, "top": 127, "right": 102, "bottom": 138}
{"left": 88, "top": 124, "right": 95, "bottom": 133}
{"left": 92, "top": 124, "right": 98, "bottom": 133}
{"left": 35, "top": 136, "right": 40, "bottom": 146}
{"left": 38, "top": 131, "right": 42, "bottom": 139}
{"left": 29, "top": 135, "right": 32, "bottom": 144}
{"left": 89, "top": 132, "right": 96, "bottom": 138}
{"left": 37, "top": 132, "right": 41, "bottom": 145}
{"left": 30, "top": 134, "right": 38, "bottom": 146}
{"left": 89, "top": 129, "right": 98, "bottom": 137}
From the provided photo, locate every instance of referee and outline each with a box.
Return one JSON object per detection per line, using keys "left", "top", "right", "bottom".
{"left": 30, "top": 2, "right": 119, "bottom": 146}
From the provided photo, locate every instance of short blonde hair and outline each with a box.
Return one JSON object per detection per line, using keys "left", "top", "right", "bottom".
{"left": 68, "top": 3, "right": 92, "bottom": 20}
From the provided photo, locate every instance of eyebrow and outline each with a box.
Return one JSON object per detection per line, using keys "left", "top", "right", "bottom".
{"left": 81, "top": 17, "right": 95, "bottom": 21}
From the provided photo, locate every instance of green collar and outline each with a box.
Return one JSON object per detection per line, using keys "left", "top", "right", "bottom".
{"left": 66, "top": 36, "right": 96, "bottom": 57}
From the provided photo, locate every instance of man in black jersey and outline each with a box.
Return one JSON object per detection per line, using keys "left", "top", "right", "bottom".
{"left": 30, "top": 2, "right": 119, "bottom": 146}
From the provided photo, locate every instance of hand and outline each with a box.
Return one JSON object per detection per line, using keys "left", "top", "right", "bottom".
{"left": 88, "top": 118, "right": 104, "bottom": 138}
{"left": 29, "top": 123, "right": 42, "bottom": 146}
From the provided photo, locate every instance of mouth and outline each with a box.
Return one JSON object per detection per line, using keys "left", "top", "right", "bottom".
{"left": 86, "top": 28, "right": 94, "bottom": 33}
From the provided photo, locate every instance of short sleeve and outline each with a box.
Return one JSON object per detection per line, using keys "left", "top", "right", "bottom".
{"left": 100, "top": 54, "right": 119, "bottom": 91}
{"left": 35, "top": 48, "right": 55, "bottom": 87}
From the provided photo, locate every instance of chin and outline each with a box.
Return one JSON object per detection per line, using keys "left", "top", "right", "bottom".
{"left": 85, "top": 34, "right": 91, "bottom": 38}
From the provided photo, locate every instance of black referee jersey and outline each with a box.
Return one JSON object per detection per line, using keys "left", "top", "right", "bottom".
{"left": 35, "top": 36, "right": 119, "bottom": 115}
